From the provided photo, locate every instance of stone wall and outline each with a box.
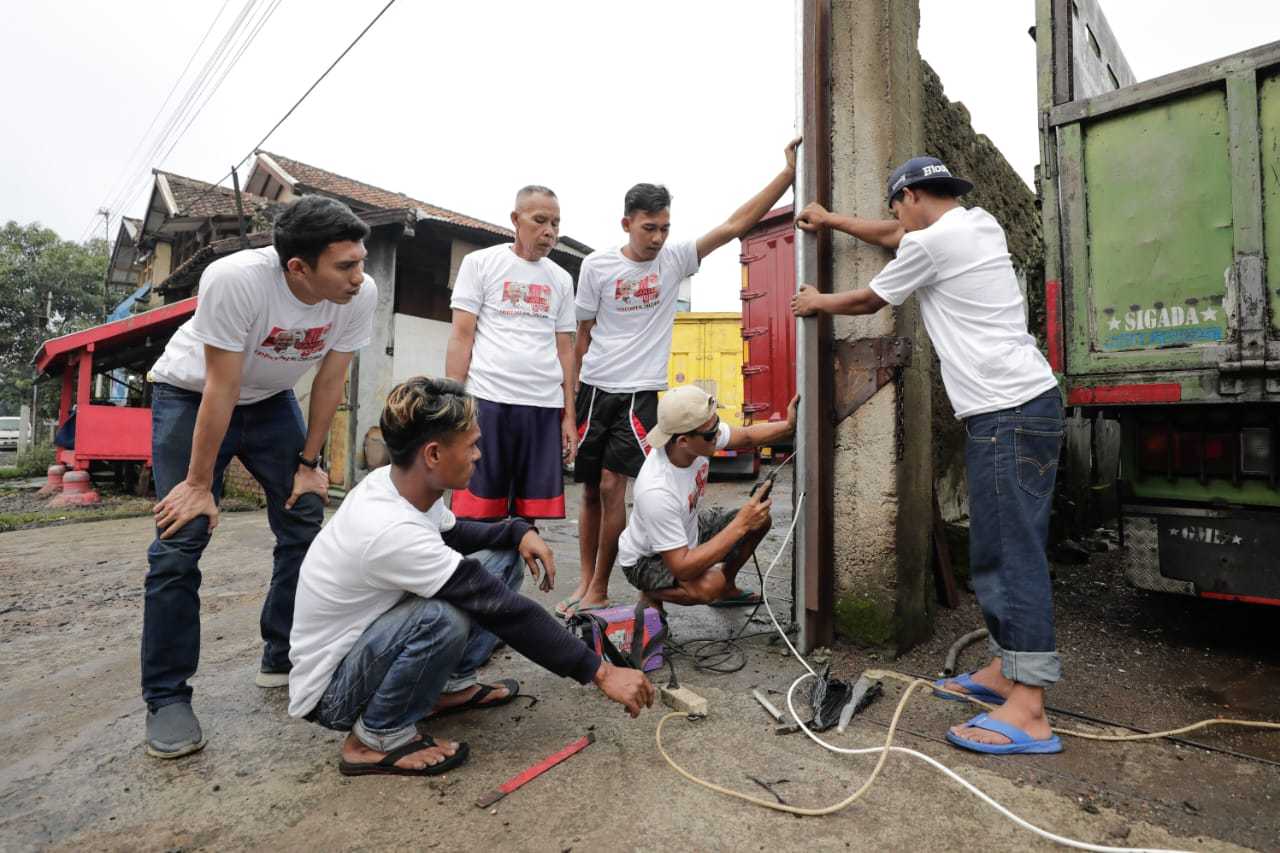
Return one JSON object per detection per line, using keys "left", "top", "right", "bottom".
{"left": 921, "top": 60, "right": 1044, "bottom": 523}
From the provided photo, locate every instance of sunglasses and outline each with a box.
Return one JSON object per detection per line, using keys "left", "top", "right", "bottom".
{"left": 682, "top": 416, "right": 720, "bottom": 442}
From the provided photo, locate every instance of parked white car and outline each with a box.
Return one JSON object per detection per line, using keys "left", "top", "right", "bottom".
{"left": 0, "top": 416, "right": 20, "bottom": 451}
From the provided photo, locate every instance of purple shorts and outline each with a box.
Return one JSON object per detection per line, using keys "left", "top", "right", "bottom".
{"left": 452, "top": 398, "right": 565, "bottom": 520}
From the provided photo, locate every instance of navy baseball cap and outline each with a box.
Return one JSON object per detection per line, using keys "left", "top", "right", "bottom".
{"left": 886, "top": 156, "right": 973, "bottom": 205}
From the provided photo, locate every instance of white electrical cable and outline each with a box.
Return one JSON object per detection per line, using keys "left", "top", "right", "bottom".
{"left": 672, "top": 489, "right": 1194, "bottom": 853}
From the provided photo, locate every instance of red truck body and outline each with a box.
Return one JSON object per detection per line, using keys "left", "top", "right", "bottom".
{"left": 739, "top": 205, "right": 796, "bottom": 439}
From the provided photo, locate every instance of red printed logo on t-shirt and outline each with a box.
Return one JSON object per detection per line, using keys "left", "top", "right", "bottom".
{"left": 500, "top": 281, "right": 552, "bottom": 317}
{"left": 257, "top": 323, "right": 331, "bottom": 361}
{"left": 614, "top": 273, "right": 660, "bottom": 311}
{"left": 688, "top": 462, "right": 709, "bottom": 510}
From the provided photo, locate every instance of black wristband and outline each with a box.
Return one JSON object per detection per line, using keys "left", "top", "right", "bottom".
{"left": 297, "top": 452, "right": 321, "bottom": 469}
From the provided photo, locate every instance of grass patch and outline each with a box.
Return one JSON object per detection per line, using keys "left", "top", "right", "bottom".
{"left": 0, "top": 467, "right": 26, "bottom": 481}
{"left": 0, "top": 503, "right": 155, "bottom": 533}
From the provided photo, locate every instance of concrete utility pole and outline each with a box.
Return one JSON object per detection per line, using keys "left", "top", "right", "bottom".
{"left": 822, "top": 0, "right": 933, "bottom": 653}
{"left": 98, "top": 207, "right": 112, "bottom": 321}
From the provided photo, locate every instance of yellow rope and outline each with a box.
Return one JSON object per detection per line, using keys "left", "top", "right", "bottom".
{"left": 654, "top": 678, "right": 928, "bottom": 816}
{"left": 655, "top": 670, "right": 1280, "bottom": 818}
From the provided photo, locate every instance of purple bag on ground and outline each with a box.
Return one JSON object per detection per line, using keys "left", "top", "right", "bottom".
{"left": 569, "top": 603, "right": 666, "bottom": 673}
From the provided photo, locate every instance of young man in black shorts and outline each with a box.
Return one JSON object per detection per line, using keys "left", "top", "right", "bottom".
{"left": 564, "top": 139, "right": 799, "bottom": 617}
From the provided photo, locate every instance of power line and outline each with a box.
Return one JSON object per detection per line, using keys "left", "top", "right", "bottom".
{"left": 86, "top": 0, "right": 234, "bottom": 234}
{"left": 153, "top": 0, "right": 285, "bottom": 172}
{"left": 168, "top": 0, "right": 401, "bottom": 219}
{"left": 83, "top": 0, "right": 263, "bottom": 241}
{"left": 108, "top": 0, "right": 285, "bottom": 230}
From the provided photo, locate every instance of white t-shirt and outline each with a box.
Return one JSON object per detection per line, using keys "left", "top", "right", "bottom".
{"left": 575, "top": 239, "right": 701, "bottom": 392}
{"left": 288, "top": 465, "right": 463, "bottom": 718}
{"left": 616, "top": 422, "right": 731, "bottom": 566}
{"left": 150, "top": 247, "right": 377, "bottom": 404}
{"left": 868, "top": 207, "right": 1057, "bottom": 419}
{"left": 449, "top": 244, "right": 575, "bottom": 408}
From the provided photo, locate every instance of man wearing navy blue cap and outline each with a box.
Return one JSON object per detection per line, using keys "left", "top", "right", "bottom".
{"left": 792, "top": 157, "right": 1065, "bottom": 756}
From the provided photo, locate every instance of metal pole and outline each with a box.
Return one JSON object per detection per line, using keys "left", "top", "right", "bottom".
{"left": 792, "top": 0, "right": 811, "bottom": 652}
{"left": 794, "top": 0, "right": 834, "bottom": 652}
{"left": 231, "top": 166, "right": 250, "bottom": 250}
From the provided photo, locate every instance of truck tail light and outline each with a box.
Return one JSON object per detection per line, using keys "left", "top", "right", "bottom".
{"left": 1240, "top": 428, "right": 1272, "bottom": 476}
{"left": 1139, "top": 425, "right": 1170, "bottom": 473}
{"left": 1201, "top": 433, "right": 1233, "bottom": 478}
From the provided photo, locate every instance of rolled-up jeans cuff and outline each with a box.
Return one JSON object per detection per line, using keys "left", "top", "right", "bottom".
{"left": 353, "top": 716, "right": 419, "bottom": 753}
{"left": 999, "top": 649, "right": 1061, "bottom": 688}
{"left": 987, "top": 634, "right": 1004, "bottom": 659}
{"left": 444, "top": 672, "right": 477, "bottom": 693}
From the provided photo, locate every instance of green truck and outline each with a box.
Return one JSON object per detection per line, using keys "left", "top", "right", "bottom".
{"left": 1036, "top": 0, "right": 1279, "bottom": 605}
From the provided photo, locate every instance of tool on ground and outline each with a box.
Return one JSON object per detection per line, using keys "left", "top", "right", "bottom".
{"left": 806, "top": 664, "right": 852, "bottom": 732}
{"left": 474, "top": 732, "right": 595, "bottom": 808}
{"left": 753, "top": 688, "right": 784, "bottom": 722}
{"left": 836, "top": 673, "right": 883, "bottom": 733}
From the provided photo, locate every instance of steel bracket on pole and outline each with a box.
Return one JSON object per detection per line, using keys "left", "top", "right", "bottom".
{"left": 831, "top": 337, "right": 913, "bottom": 424}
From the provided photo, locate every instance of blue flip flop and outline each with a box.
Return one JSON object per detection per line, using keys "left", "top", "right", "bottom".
{"left": 946, "top": 713, "right": 1063, "bottom": 755}
{"left": 932, "top": 672, "right": 1007, "bottom": 706}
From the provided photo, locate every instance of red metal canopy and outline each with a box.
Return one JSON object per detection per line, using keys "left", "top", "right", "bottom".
{"left": 33, "top": 297, "right": 196, "bottom": 376}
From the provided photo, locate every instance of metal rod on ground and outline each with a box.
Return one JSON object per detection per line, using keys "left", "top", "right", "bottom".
{"left": 474, "top": 733, "right": 595, "bottom": 808}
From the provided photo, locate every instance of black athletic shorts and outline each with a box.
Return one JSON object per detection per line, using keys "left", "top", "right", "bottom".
{"left": 573, "top": 383, "right": 658, "bottom": 483}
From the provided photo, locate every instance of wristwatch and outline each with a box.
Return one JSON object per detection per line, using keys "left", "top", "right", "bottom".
{"left": 297, "top": 452, "right": 321, "bottom": 469}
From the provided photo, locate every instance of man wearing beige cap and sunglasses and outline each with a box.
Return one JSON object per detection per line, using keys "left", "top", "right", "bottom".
{"left": 616, "top": 385, "right": 797, "bottom": 609}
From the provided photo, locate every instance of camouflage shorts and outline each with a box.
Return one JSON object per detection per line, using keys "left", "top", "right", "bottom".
{"left": 621, "top": 506, "right": 742, "bottom": 591}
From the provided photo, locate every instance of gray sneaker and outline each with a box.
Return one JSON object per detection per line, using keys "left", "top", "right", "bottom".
{"left": 255, "top": 669, "right": 290, "bottom": 688}
{"left": 145, "top": 702, "right": 206, "bottom": 759}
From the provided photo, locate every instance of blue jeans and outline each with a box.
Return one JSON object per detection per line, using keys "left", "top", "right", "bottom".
{"left": 141, "top": 383, "right": 324, "bottom": 710}
{"left": 307, "top": 548, "right": 523, "bottom": 752}
{"left": 963, "top": 388, "right": 1064, "bottom": 688}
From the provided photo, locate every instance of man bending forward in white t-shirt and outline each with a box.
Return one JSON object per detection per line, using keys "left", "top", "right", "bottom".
{"left": 616, "top": 386, "right": 797, "bottom": 610}
{"left": 142, "top": 196, "right": 377, "bottom": 760}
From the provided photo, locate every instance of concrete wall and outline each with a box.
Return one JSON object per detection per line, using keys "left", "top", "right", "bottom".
{"left": 448, "top": 238, "right": 484, "bottom": 290}
{"left": 391, "top": 314, "right": 451, "bottom": 381}
{"left": 353, "top": 229, "right": 399, "bottom": 482}
{"left": 828, "top": 0, "right": 934, "bottom": 652}
{"left": 921, "top": 60, "right": 1045, "bottom": 523}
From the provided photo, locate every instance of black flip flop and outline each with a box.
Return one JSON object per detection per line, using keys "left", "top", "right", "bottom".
{"left": 338, "top": 735, "right": 470, "bottom": 777}
{"left": 429, "top": 678, "right": 521, "bottom": 720}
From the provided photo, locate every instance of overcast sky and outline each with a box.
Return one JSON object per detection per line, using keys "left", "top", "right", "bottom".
{"left": 5, "top": 1, "right": 1278, "bottom": 312}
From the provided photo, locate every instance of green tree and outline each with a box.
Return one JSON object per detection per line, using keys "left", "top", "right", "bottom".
{"left": 0, "top": 221, "right": 108, "bottom": 415}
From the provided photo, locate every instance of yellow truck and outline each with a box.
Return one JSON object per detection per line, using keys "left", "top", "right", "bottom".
{"left": 668, "top": 311, "right": 757, "bottom": 476}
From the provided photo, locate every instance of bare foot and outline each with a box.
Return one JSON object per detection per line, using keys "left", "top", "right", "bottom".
{"left": 428, "top": 682, "right": 511, "bottom": 715}
{"left": 940, "top": 657, "right": 1013, "bottom": 701}
{"left": 341, "top": 732, "right": 457, "bottom": 770}
{"left": 950, "top": 686, "right": 1053, "bottom": 745}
